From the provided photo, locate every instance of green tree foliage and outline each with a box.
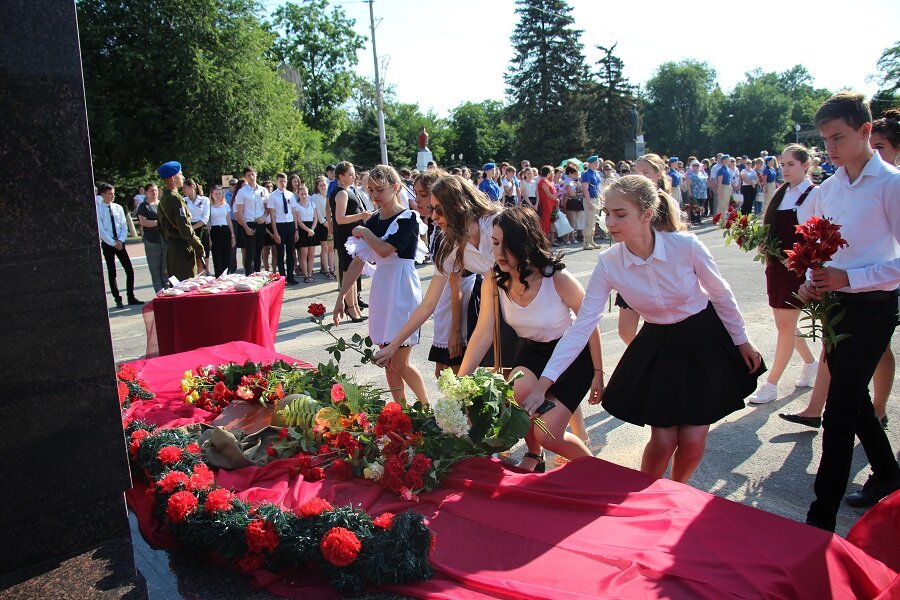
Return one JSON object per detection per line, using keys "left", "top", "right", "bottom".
{"left": 776, "top": 65, "right": 832, "bottom": 129}
{"left": 642, "top": 60, "right": 719, "bottom": 157}
{"left": 272, "top": 0, "right": 366, "bottom": 138}
{"left": 78, "top": 0, "right": 314, "bottom": 188}
{"left": 711, "top": 71, "right": 793, "bottom": 156}
{"left": 874, "top": 41, "right": 900, "bottom": 94}
{"left": 583, "top": 43, "right": 637, "bottom": 159}
{"left": 445, "top": 101, "right": 515, "bottom": 167}
{"left": 505, "top": 0, "right": 588, "bottom": 164}
{"left": 871, "top": 89, "right": 900, "bottom": 118}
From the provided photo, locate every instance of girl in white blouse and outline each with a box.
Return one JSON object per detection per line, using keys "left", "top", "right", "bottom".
{"left": 523, "top": 175, "right": 763, "bottom": 483}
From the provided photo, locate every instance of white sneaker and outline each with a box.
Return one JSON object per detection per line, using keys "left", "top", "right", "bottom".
{"left": 748, "top": 382, "right": 778, "bottom": 404}
{"left": 795, "top": 360, "right": 818, "bottom": 388}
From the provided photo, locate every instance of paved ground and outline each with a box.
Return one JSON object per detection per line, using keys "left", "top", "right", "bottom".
{"left": 107, "top": 224, "right": 900, "bottom": 597}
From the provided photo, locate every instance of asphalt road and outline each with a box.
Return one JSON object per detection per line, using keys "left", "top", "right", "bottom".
{"left": 107, "top": 223, "right": 900, "bottom": 539}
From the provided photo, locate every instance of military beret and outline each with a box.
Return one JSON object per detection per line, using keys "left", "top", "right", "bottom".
{"left": 482, "top": 163, "right": 496, "bottom": 171}
{"left": 586, "top": 155, "right": 599, "bottom": 163}
{"left": 157, "top": 161, "right": 181, "bottom": 179}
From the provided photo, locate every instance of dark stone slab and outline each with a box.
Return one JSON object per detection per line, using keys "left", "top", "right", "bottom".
{"left": 0, "top": 0, "right": 138, "bottom": 586}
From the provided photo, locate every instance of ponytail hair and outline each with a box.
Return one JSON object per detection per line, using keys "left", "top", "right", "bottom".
{"left": 636, "top": 153, "right": 671, "bottom": 194}
{"left": 653, "top": 191, "right": 687, "bottom": 232}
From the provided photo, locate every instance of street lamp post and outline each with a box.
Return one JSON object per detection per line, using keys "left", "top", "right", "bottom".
{"left": 795, "top": 123, "right": 802, "bottom": 144}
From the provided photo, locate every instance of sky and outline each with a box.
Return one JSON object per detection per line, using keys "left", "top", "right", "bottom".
{"left": 262, "top": 0, "right": 900, "bottom": 117}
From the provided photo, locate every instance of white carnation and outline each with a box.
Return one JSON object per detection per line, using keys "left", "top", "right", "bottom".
{"left": 433, "top": 396, "right": 470, "bottom": 437}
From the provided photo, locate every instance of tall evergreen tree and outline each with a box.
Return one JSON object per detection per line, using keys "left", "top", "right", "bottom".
{"left": 505, "top": 0, "right": 588, "bottom": 164}
{"left": 584, "top": 43, "right": 637, "bottom": 160}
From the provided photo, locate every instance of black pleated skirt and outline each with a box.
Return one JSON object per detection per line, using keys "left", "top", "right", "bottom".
{"left": 514, "top": 338, "right": 593, "bottom": 414}
{"left": 602, "top": 303, "right": 765, "bottom": 427}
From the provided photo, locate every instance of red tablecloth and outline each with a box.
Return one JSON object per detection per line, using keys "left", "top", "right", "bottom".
{"left": 124, "top": 342, "right": 900, "bottom": 600}
{"left": 141, "top": 278, "right": 285, "bottom": 357}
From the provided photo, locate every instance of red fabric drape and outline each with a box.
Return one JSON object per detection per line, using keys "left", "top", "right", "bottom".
{"left": 141, "top": 278, "right": 285, "bottom": 357}
{"left": 125, "top": 342, "right": 898, "bottom": 599}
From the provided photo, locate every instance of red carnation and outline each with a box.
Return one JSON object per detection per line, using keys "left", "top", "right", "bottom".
{"left": 329, "top": 460, "right": 354, "bottom": 480}
{"left": 712, "top": 212, "right": 722, "bottom": 225}
{"left": 212, "top": 381, "right": 227, "bottom": 401}
{"left": 129, "top": 429, "right": 151, "bottom": 457}
{"left": 166, "top": 490, "right": 199, "bottom": 523}
{"left": 236, "top": 553, "right": 265, "bottom": 573}
{"left": 246, "top": 519, "right": 280, "bottom": 553}
{"left": 307, "top": 303, "right": 327, "bottom": 318}
{"left": 320, "top": 527, "right": 362, "bottom": 567}
{"left": 186, "top": 442, "right": 201, "bottom": 455}
{"left": 372, "top": 512, "right": 394, "bottom": 529}
{"left": 117, "top": 381, "right": 129, "bottom": 405}
{"left": 330, "top": 383, "right": 345, "bottom": 402}
{"left": 308, "top": 467, "right": 326, "bottom": 480}
{"left": 204, "top": 488, "right": 235, "bottom": 513}
{"left": 266, "top": 445, "right": 277, "bottom": 458}
{"left": 410, "top": 453, "right": 432, "bottom": 474}
{"left": 157, "top": 470, "right": 189, "bottom": 493}
{"left": 158, "top": 446, "right": 183, "bottom": 465}
{"left": 298, "top": 497, "right": 333, "bottom": 517}
{"left": 188, "top": 463, "right": 215, "bottom": 491}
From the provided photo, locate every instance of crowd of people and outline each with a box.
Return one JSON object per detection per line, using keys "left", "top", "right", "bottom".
{"left": 100, "top": 96, "right": 899, "bottom": 533}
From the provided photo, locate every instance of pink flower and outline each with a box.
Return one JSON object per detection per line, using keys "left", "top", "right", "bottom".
{"left": 330, "top": 384, "right": 345, "bottom": 402}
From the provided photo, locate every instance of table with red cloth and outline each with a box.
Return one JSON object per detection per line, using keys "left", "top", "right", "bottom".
{"left": 124, "top": 342, "right": 900, "bottom": 599}
{"left": 141, "top": 278, "right": 285, "bottom": 357}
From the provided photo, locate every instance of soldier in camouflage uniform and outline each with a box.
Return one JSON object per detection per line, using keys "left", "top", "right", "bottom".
{"left": 156, "top": 161, "right": 205, "bottom": 280}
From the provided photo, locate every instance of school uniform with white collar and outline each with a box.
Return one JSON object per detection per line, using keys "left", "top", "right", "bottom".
{"left": 267, "top": 188, "right": 298, "bottom": 283}
{"left": 805, "top": 153, "right": 900, "bottom": 532}
{"left": 185, "top": 194, "right": 210, "bottom": 257}
{"left": 542, "top": 231, "right": 764, "bottom": 427}
{"left": 235, "top": 183, "right": 268, "bottom": 273}
{"left": 97, "top": 200, "right": 141, "bottom": 307}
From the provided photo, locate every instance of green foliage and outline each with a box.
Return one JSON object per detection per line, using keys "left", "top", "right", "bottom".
{"left": 445, "top": 101, "right": 516, "bottom": 166}
{"left": 712, "top": 71, "right": 793, "bottom": 156}
{"left": 271, "top": 0, "right": 366, "bottom": 138}
{"left": 505, "top": 0, "right": 588, "bottom": 164}
{"left": 583, "top": 43, "right": 638, "bottom": 159}
{"left": 642, "top": 60, "right": 719, "bottom": 157}
{"left": 78, "top": 0, "right": 309, "bottom": 185}
{"left": 873, "top": 40, "right": 900, "bottom": 94}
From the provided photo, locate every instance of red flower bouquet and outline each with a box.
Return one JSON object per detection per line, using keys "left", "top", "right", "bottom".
{"left": 784, "top": 216, "right": 850, "bottom": 350}
{"left": 320, "top": 527, "right": 362, "bottom": 567}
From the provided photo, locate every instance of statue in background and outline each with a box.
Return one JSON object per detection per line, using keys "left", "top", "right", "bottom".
{"left": 418, "top": 126, "right": 429, "bottom": 151}
{"left": 628, "top": 104, "right": 642, "bottom": 141}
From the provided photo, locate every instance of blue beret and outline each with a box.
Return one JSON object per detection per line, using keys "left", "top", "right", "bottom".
{"left": 668, "top": 156, "right": 679, "bottom": 163}
{"left": 765, "top": 156, "right": 775, "bottom": 162}
{"left": 586, "top": 155, "right": 599, "bottom": 163}
{"left": 721, "top": 154, "right": 731, "bottom": 160}
{"left": 483, "top": 163, "right": 496, "bottom": 171}
{"left": 157, "top": 161, "right": 181, "bottom": 179}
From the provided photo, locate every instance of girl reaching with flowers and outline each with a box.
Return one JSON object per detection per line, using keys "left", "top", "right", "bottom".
{"left": 333, "top": 165, "right": 429, "bottom": 404}
{"left": 522, "top": 175, "right": 764, "bottom": 483}
{"left": 457, "top": 207, "right": 602, "bottom": 471}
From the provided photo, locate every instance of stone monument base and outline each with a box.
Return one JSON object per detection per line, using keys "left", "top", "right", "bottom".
{"left": 417, "top": 150, "right": 433, "bottom": 173}
{"left": 624, "top": 141, "right": 646, "bottom": 161}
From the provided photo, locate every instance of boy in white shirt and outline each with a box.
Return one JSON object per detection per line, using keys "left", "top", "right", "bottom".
{"left": 798, "top": 91, "right": 900, "bottom": 532}
{"left": 96, "top": 183, "right": 142, "bottom": 308}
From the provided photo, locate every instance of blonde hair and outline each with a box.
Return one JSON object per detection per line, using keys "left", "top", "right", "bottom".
{"left": 431, "top": 175, "right": 501, "bottom": 274}
{"left": 654, "top": 192, "right": 687, "bottom": 232}
{"left": 606, "top": 175, "right": 660, "bottom": 217}
{"left": 636, "top": 153, "right": 671, "bottom": 194}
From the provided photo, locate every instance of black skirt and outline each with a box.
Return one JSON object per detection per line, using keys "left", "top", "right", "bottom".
{"left": 514, "top": 338, "right": 593, "bottom": 414}
{"left": 297, "top": 221, "right": 318, "bottom": 247}
{"left": 428, "top": 345, "right": 466, "bottom": 367}
{"left": 602, "top": 302, "right": 765, "bottom": 427}
{"left": 314, "top": 222, "right": 329, "bottom": 243}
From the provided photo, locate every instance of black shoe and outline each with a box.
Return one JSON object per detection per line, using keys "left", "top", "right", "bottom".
{"left": 845, "top": 474, "right": 900, "bottom": 508}
{"left": 347, "top": 315, "right": 367, "bottom": 323}
{"left": 127, "top": 297, "right": 144, "bottom": 306}
{"left": 519, "top": 451, "right": 546, "bottom": 473}
{"left": 114, "top": 299, "right": 124, "bottom": 309}
{"left": 286, "top": 278, "right": 300, "bottom": 285}
{"left": 357, "top": 298, "right": 368, "bottom": 309}
{"left": 804, "top": 517, "right": 834, "bottom": 532}
{"left": 778, "top": 413, "right": 821, "bottom": 429}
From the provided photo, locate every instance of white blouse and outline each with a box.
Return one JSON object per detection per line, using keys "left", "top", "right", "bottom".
{"left": 294, "top": 201, "right": 316, "bottom": 222}
{"left": 209, "top": 203, "right": 231, "bottom": 227}
{"left": 441, "top": 214, "right": 497, "bottom": 275}
{"left": 542, "top": 231, "right": 749, "bottom": 382}
{"left": 500, "top": 274, "right": 574, "bottom": 342}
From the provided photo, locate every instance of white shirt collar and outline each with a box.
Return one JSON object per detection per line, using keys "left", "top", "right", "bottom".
{"left": 834, "top": 153, "right": 891, "bottom": 187}
{"left": 623, "top": 231, "right": 668, "bottom": 268}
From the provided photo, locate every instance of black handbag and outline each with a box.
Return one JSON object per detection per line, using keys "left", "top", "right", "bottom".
{"left": 566, "top": 195, "right": 584, "bottom": 211}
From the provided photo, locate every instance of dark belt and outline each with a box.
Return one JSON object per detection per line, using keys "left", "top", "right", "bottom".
{"left": 833, "top": 290, "right": 899, "bottom": 302}
{"left": 524, "top": 337, "right": 561, "bottom": 350}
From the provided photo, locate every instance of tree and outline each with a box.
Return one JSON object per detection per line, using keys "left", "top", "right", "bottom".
{"left": 272, "top": 0, "right": 366, "bottom": 138}
{"left": 583, "top": 43, "right": 637, "bottom": 160}
{"left": 642, "top": 60, "right": 719, "bottom": 157}
{"left": 505, "top": 0, "right": 588, "bottom": 164}
{"left": 78, "top": 0, "right": 309, "bottom": 187}
{"left": 873, "top": 41, "right": 900, "bottom": 94}
{"left": 711, "top": 72, "right": 793, "bottom": 156}
{"left": 445, "top": 101, "right": 516, "bottom": 167}
{"left": 775, "top": 65, "right": 831, "bottom": 137}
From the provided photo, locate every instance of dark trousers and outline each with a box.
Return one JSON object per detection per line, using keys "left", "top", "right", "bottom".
{"left": 274, "top": 221, "right": 296, "bottom": 278}
{"left": 229, "top": 219, "right": 242, "bottom": 273}
{"left": 242, "top": 222, "right": 265, "bottom": 274}
{"left": 210, "top": 225, "right": 232, "bottom": 277}
{"left": 101, "top": 241, "right": 135, "bottom": 301}
{"left": 740, "top": 185, "right": 756, "bottom": 215}
{"left": 807, "top": 293, "right": 900, "bottom": 531}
